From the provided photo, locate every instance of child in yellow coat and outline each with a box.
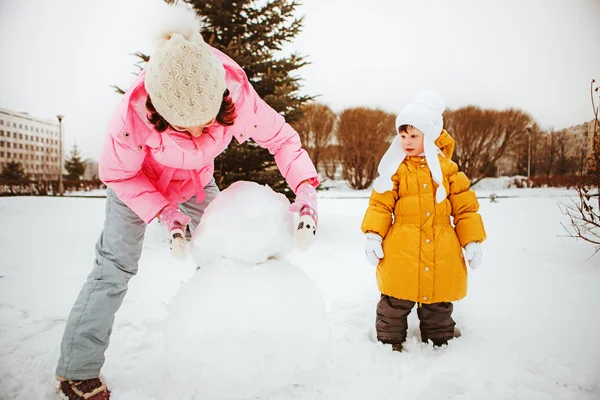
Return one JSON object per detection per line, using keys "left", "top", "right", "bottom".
{"left": 361, "top": 91, "right": 486, "bottom": 351}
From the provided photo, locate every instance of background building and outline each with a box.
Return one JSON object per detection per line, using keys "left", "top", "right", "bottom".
{"left": 0, "top": 108, "right": 62, "bottom": 181}
{"left": 563, "top": 120, "right": 595, "bottom": 174}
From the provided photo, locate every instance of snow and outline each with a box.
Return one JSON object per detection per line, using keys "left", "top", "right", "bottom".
{"left": 0, "top": 186, "right": 599, "bottom": 399}
{"left": 190, "top": 181, "right": 296, "bottom": 265}
{"left": 164, "top": 259, "right": 331, "bottom": 399}
{"left": 164, "top": 182, "right": 331, "bottom": 398}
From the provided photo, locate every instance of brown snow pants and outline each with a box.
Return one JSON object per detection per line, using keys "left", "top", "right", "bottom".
{"left": 376, "top": 294, "right": 456, "bottom": 346}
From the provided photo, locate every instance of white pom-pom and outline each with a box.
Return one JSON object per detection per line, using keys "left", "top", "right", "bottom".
{"left": 152, "top": 4, "right": 203, "bottom": 42}
{"left": 415, "top": 90, "right": 446, "bottom": 114}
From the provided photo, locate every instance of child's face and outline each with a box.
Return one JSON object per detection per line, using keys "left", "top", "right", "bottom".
{"left": 398, "top": 126, "right": 425, "bottom": 156}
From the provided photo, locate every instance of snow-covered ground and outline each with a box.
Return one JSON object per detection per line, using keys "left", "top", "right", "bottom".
{"left": 316, "top": 176, "right": 579, "bottom": 200}
{"left": 1, "top": 186, "right": 599, "bottom": 399}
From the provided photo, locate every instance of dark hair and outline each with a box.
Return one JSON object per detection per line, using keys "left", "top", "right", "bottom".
{"left": 146, "top": 89, "right": 237, "bottom": 133}
{"left": 398, "top": 124, "right": 414, "bottom": 133}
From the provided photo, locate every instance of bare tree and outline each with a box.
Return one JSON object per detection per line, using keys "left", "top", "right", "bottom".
{"left": 554, "top": 131, "right": 574, "bottom": 175}
{"left": 444, "top": 106, "right": 533, "bottom": 184}
{"left": 320, "top": 144, "right": 340, "bottom": 180}
{"left": 563, "top": 79, "right": 600, "bottom": 256}
{"left": 337, "top": 108, "right": 396, "bottom": 190}
{"left": 292, "top": 103, "right": 337, "bottom": 172}
{"left": 538, "top": 130, "right": 558, "bottom": 178}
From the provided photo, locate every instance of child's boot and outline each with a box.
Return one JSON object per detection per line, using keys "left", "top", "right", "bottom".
{"left": 391, "top": 343, "right": 403, "bottom": 352}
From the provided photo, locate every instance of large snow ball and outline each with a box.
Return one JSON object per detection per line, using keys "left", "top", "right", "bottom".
{"left": 163, "top": 258, "right": 332, "bottom": 399}
{"left": 190, "top": 181, "right": 295, "bottom": 266}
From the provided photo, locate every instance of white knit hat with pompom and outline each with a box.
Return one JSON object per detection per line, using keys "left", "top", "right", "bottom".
{"left": 373, "top": 90, "right": 447, "bottom": 203}
{"left": 145, "top": 5, "right": 226, "bottom": 127}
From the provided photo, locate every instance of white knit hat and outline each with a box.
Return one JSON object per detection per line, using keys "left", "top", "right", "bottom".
{"left": 373, "top": 90, "right": 447, "bottom": 203}
{"left": 145, "top": 6, "right": 226, "bottom": 127}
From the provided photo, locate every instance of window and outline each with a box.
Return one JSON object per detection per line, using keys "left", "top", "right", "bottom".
{"left": 19, "top": 134, "right": 23, "bottom": 139}
{"left": 0, "top": 141, "right": 4, "bottom": 147}
{"left": 7, "top": 152, "right": 11, "bottom": 157}
{"left": 19, "top": 124, "right": 22, "bottom": 129}
{"left": 12, "top": 122, "right": 16, "bottom": 127}
{"left": 0, "top": 120, "right": 3, "bottom": 125}
{"left": 19, "top": 153, "right": 23, "bottom": 159}
{"left": 0, "top": 131, "right": 3, "bottom": 136}
{"left": 19, "top": 144, "right": 23, "bottom": 149}
{"left": 6, "top": 143, "right": 10, "bottom": 148}
{"left": 0, "top": 152, "right": 3, "bottom": 157}
{"left": 13, "top": 132, "right": 16, "bottom": 138}
{"left": 25, "top": 135, "right": 28, "bottom": 140}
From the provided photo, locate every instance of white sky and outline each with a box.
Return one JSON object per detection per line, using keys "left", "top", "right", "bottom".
{"left": 1, "top": 0, "right": 599, "bottom": 160}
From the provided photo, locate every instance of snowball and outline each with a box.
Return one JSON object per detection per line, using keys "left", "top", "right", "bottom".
{"left": 164, "top": 181, "right": 331, "bottom": 399}
{"left": 190, "top": 181, "right": 295, "bottom": 266}
{"left": 163, "top": 258, "right": 331, "bottom": 399}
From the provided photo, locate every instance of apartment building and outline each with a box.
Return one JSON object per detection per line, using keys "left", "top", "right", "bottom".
{"left": 0, "top": 108, "right": 62, "bottom": 181}
{"left": 563, "top": 120, "right": 594, "bottom": 157}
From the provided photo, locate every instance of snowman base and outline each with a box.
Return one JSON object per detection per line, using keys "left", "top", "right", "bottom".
{"left": 164, "top": 258, "right": 331, "bottom": 399}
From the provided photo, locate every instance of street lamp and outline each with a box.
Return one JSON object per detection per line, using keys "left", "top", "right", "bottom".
{"left": 57, "top": 114, "right": 64, "bottom": 196}
{"left": 526, "top": 123, "right": 533, "bottom": 183}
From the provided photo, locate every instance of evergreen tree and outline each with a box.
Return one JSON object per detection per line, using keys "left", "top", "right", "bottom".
{"left": 64, "top": 144, "right": 86, "bottom": 180}
{"left": 0, "top": 161, "right": 28, "bottom": 182}
{"left": 176, "top": 0, "right": 311, "bottom": 197}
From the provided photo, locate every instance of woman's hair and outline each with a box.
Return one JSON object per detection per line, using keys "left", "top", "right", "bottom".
{"left": 146, "top": 89, "right": 236, "bottom": 133}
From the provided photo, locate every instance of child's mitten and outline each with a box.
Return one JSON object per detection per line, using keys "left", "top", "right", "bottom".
{"left": 464, "top": 242, "right": 482, "bottom": 270}
{"left": 364, "top": 233, "right": 384, "bottom": 266}
{"left": 159, "top": 206, "right": 192, "bottom": 259}
{"left": 290, "top": 184, "right": 318, "bottom": 251}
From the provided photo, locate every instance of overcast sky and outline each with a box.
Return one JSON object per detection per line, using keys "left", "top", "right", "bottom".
{"left": 1, "top": 0, "right": 599, "bottom": 160}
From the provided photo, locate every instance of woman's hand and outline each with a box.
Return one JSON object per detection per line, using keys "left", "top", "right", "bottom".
{"left": 159, "top": 206, "right": 192, "bottom": 259}
{"left": 290, "top": 183, "right": 318, "bottom": 251}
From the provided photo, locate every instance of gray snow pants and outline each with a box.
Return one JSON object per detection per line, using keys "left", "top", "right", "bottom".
{"left": 56, "top": 180, "right": 220, "bottom": 380}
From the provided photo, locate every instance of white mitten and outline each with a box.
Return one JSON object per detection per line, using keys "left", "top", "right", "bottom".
{"left": 169, "top": 227, "right": 189, "bottom": 260}
{"left": 159, "top": 206, "right": 191, "bottom": 260}
{"left": 295, "top": 205, "right": 317, "bottom": 251}
{"left": 464, "top": 242, "right": 482, "bottom": 270}
{"left": 365, "top": 233, "right": 384, "bottom": 267}
{"left": 290, "top": 184, "right": 318, "bottom": 251}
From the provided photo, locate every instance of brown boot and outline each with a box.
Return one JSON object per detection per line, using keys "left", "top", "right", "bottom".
{"left": 56, "top": 376, "right": 110, "bottom": 399}
{"left": 391, "top": 343, "right": 403, "bottom": 352}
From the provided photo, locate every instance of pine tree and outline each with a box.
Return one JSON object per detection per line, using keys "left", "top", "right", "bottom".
{"left": 169, "top": 0, "right": 312, "bottom": 197}
{"left": 0, "top": 161, "right": 28, "bottom": 182}
{"left": 64, "top": 144, "right": 86, "bottom": 180}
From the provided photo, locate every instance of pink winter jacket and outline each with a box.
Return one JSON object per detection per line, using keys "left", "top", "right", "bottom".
{"left": 99, "top": 47, "right": 319, "bottom": 224}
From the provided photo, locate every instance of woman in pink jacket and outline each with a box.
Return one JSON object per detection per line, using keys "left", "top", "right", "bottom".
{"left": 55, "top": 12, "right": 318, "bottom": 400}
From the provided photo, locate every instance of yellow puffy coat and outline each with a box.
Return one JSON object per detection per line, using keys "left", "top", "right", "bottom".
{"left": 361, "top": 130, "right": 486, "bottom": 304}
